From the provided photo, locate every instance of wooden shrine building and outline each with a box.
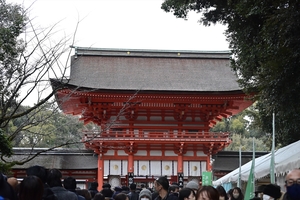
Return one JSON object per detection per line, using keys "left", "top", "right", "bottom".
{"left": 51, "top": 47, "right": 253, "bottom": 188}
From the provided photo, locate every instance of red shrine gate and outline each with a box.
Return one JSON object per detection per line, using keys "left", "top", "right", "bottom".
{"left": 51, "top": 47, "right": 253, "bottom": 189}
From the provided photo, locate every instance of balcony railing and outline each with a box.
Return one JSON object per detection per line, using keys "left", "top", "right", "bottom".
{"left": 82, "top": 131, "right": 230, "bottom": 142}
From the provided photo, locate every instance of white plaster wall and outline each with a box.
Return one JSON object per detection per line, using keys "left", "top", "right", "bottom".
{"left": 184, "top": 151, "right": 194, "bottom": 156}
{"left": 165, "top": 150, "right": 177, "bottom": 156}
{"left": 117, "top": 150, "right": 127, "bottom": 156}
{"left": 135, "top": 150, "right": 147, "bottom": 156}
{"left": 150, "top": 150, "right": 162, "bottom": 156}
{"left": 197, "top": 151, "right": 206, "bottom": 156}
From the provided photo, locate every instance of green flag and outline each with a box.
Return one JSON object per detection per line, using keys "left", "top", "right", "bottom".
{"left": 202, "top": 171, "right": 212, "bottom": 186}
{"left": 245, "top": 138, "right": 255, "bottom": 200}
{"left": 270, "top": 112, "right": 276, "bottom": 183}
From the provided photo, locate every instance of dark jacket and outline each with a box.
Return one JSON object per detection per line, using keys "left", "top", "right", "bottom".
{"left": 154, "top": 193, "right": 179, "bottom": 200}
{"left": 0, "top": 174, "right": 17, "bottom": 200}
{"left": 51, "top": 186, "right": 78, "bottom": 200}
{"left": 101, "top": 188, "right": 114, "bottom": 198}
{"left": 128, "top": 191, "right": 139, "bottom": 200}
{"left": 44, "top": 183, "right": 58, "bottom": 200}
{"left": 282, "top": 192, "right": 292, "bottom": 200}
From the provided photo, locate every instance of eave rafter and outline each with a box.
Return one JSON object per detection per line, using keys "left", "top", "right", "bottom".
{"left": 56, "top": 89, "right": 252, "bottom": 126}
{"left": 56, "top": 88, "right": 250, "bottom": 104}
{"left": 83, "top": 136, "right": 231, "bottom": 155}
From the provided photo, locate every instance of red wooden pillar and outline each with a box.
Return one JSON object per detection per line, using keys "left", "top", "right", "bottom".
{"left": 178, "top": 142, "right": 184, "bottom": 173}
{"left": 177, "top": 142, "right": 184, "bottom": 187}
{"left": 97, "top": 153, "right": 104, "bottom": 190}
{"left": 127, "top": 141, "right": 135, "bottom": 184}
{"left": 128, "top": 141, "right": 134, "bottom": 174}
{"left": 128, "top": 153, "right": 134, "bottom": 173}
{"left": 177, "top": 154, "right": 183, "bottom": 173}
{"left": 206, "top": 153, "right": 212, "bottom": 171}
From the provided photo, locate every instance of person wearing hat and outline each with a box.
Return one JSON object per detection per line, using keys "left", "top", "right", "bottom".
{"left": 169, "top": 183, "right": 180, "bottom": 198}
{"left": 263, "top": 184, "right": 282, "bottom": 200}
{"left": 185, "top": 181, "right": 199, "bottom": 194}
{"left": 139, "top": 188, "right": 152, "bottom": 200}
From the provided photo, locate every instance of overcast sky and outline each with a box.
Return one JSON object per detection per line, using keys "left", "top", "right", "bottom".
{"left": 9, "top": 0, "right": 229, "bottom": 51}
{"left": 7, "top": 0, "right": 230, "bottom": 106}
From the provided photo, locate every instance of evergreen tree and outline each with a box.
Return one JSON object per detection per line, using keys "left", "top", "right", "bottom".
{"left": 162, "top": 0, "right": 300, "bottom": 146}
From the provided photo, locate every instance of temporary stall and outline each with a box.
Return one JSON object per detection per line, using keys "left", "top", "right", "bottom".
{"left": 213, "top": 140, "right": 300, "bottom": 190}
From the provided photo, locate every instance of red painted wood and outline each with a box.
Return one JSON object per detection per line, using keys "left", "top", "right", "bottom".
{"left": 54, "top": 87, "right": 253, "bottom": 183}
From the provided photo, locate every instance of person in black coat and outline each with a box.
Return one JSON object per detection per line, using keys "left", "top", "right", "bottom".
{"left": 0, "top": 172, "right": 18, "bottom": 200}
{"left": 154, "top": 176, "right": 178, "bottom": 200}
{"left": 89, "top": 181, "right": 99, "bottom": 198}
{"left": 100, "top": 183, "right": 114, "bottom": 199}
{"left": 26, "top": 165, "right": 58, "bottom": 200}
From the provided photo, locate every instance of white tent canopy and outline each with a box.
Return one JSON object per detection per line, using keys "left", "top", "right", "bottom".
{"left": 213, "top": 140, "right": 300, "bottom": 186}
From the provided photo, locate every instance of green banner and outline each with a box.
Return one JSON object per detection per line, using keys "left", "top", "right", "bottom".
{"left": 202, "top": 171, "right": 212, "bottom": 186}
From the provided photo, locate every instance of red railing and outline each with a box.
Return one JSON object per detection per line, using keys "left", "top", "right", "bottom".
{"left": 82, "top": 131, "right": 230, "bottom": 142}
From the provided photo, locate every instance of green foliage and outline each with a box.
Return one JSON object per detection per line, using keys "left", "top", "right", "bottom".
{"left": 0, "top": 0, "right": 80, "bottom": 171}
{"left": 162, "top": 0, "right": 300, "bottom": 146}
{"left": 0, "top": 0, "right": 26, "bottom": 101}
{"left": 8, "top": 103, "right": 86, "bottom": 148}
{"left": 211, "top": 104, "right": 270, "bottom": 151}
{"left": 0, "top": 128, "right": 13, "bottom": 173}
{"left": 0, "top": 129, "right": 12, "bottom": 157}
{"left": 225, "top": 133, "right": 268, "bottom": 152}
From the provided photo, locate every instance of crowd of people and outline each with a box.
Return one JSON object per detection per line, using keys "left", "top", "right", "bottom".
{"left": 0, "top": 166, "right": 300, "bottom": 200}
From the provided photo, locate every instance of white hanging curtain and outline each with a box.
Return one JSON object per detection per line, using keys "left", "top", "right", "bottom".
{"left": 201, "top": 161, "right": 207, "bottom": 173}
{"left": 190, "top": 161, "right": 201, "bottom": 176}
{"left": 110, "top": 160, "right": 122, "bottom": 175}
{"left": 122, "top": 160, "right": 128, "bottom": 175}
{"left": 162, "top": 161, "right": 173, "bottom": 176}
{"left": 134, "top": 160, "right": 138, "bottom": 175}
{"left": 138, "top": 161, "right": 150, "bottom": 176}
{"left": 183, "top": 161, "right": 206, "bottom": 176}
{"left": 150, "top": 161, "right": 161, "bottom": 176}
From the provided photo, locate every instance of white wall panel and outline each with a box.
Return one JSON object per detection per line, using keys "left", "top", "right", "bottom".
{"left": 106, "top": 150, "right": 114, "bottom": 156}
{"left": 104, "top": 160, "right": 128, "bottom": 176}
{"left": 165, "top": 151, "right": 177, "bottom": 156}
{"left": 104, "top": 160, "right": 109, "bottom": 175}
{"left": 150, "top": 161, "right": 161, "bottom": 176}
{"left": 150, "top": 150, "right": 162, "bottom": 156}
{"left": 138, "top": 161, "right": 150, "bottom": 176}
{"left": 103, "top": 160, "right": 206, "bottom": 176}
{"left": 134, "top": 160, "right": 138, "bottom": 175}
{"left": 122, "top": 160, "right": 128, "bottom": 175}
{"left": 183, "top": 161, "right": 206, "bottom": 176}
{"left": 184, "top": 151, "right": 194, "bottom": 156}
{"left": 196, "top": 151, "right": 206, "bottom": 156}
{"left": 117, "top": 150, "right": 127, "bottom": 156}
{"left": 201, "top": 161, "right": 207, "bottom": 173}
{"left": 183, "top": 161, "right": 189, "bottom": 175}
{"left": 189, "top": 161, "right": 201, "bottom": 176}
{"left": 135, "top": 150, "right": 147, "bottom": 156}
{"left": 110, "top": 160, "right": 121, "bottom": 175}
{"left": 162, "top": 161, "right": 173, "bottom": 176}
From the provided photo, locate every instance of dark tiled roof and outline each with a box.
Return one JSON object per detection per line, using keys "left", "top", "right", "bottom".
{"left": 10, "top": 148, "right": 97, "bottom": 169}
{"left": 213, "top": 151, "right": 269, "bottom": 171}
{"left": 68, "top": 47, "right": 241, "bottom": 92}
{"left": 10, "top": 148, "right": 268, "bottom": 173}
